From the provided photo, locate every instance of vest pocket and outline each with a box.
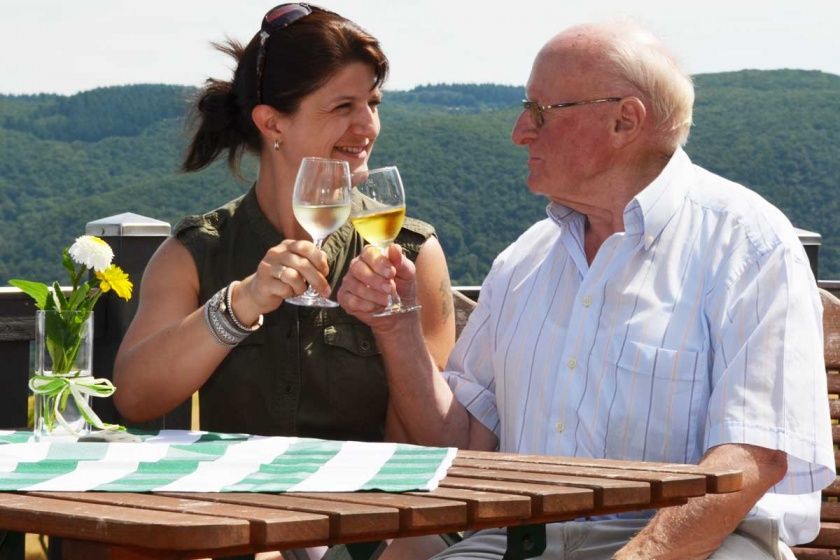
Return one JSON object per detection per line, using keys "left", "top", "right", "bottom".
{"left": 323, "top": 323, "right": 380, "bottom": 356}
{"left": 318, "top": 321, "right": 386, "bottom": 440}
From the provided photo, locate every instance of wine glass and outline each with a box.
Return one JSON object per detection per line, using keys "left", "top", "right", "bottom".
{"left": 350, "top": 166, "right": 421, "bottom": 316}
{"left": 287, "top": 157, "right": 352, "bottom": 308}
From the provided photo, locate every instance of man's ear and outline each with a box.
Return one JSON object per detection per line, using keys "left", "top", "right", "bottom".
{"left": 612, "top": 97, "right": 646, "bottom": 147}
{"left": 251, "top": 104, "right": 286, "bottom": 144}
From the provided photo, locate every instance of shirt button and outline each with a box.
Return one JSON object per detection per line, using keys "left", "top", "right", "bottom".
{"left": 555, "top": 421, "right": 565, "bottom": 433}
{"left": 582, "top": 295, "right": 592, "bottom": 307}
{"left": 646, "top": 235, "right": 654, "bottom": 245}
{"left": 567, "top": 357, "right": 577, "bottom": 369}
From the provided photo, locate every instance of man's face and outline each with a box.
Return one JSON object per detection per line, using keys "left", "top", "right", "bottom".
{"left": 511, "top": 48, "right": 616, "bottom": 206}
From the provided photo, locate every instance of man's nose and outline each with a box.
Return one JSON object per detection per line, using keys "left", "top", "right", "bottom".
{"left": 511, "top": 110, "right": 536, "bottom": 146}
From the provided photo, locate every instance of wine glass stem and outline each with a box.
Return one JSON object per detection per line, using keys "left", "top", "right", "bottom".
{"left": 378, "top": 245, "right": 401, "bottom": 308}
{"left": 301, "top": 238, "right": 325, "bottom": 297}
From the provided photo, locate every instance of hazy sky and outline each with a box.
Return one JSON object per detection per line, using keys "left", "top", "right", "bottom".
{"left": 2, "top": 0, "right": 838, "bottom": 95}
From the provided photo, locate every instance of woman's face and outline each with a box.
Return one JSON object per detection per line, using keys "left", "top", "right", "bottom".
{"left": 277, "top": 62, "right": 382, "bottom": 174}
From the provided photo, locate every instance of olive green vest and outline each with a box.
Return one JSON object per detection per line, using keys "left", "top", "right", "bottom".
{"left": 173, "top": 186, "right": 434, "bottom": 441}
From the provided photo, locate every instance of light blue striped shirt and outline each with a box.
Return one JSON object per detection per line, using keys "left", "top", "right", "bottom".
{"left": 444, "top": 148, "right": 834, "bottom": 544}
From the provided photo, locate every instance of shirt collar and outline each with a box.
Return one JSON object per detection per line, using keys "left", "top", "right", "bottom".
{"left": 546, "top": 202, "right": 579, "bottom": 226}
{"left": 628, "top": 147, "right": 692, "bottom": 249}
{"left": 545, "top": 147, "right": 692, "bottom": 249}
{"left": 546, "top": 201, "right": 586, "bottom": 246}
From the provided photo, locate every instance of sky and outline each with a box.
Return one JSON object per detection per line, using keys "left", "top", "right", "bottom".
{"left": 2, "top": 0, "right": 839, "bottom": 96}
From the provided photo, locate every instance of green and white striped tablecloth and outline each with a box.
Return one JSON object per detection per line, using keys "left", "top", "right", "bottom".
{"left": 0, "top": 430, "right": 456, "bottom": 493}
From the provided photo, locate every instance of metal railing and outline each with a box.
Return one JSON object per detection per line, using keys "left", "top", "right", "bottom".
{"left": 0, "top": 214, "right": 832, "bottom": 431}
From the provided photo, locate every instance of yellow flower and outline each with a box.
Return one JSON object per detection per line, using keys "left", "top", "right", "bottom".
{"left": 95, "top": 265, "right": 133, "bottom": 301}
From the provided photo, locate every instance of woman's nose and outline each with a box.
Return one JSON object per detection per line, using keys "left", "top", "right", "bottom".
{"left": 354, "top": 105, "right": 380, "bottom": 137}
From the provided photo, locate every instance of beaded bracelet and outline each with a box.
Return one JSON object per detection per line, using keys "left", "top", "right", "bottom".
{"left": 223, "top": 281, "right": 263, "bottom": 333}
{"left": 203, "top": 289, "right": 244, "bottom": 347}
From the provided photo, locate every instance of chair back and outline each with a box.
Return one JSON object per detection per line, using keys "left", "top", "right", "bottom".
{"left": 452, "top": 289, "right": 477, "bottom": 339}
{"left": 794, "top": 288, "right": 840, "bottom": 558}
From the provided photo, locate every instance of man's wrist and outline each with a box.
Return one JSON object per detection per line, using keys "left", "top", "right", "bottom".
{"left": 370, "top": 307, "right": 423, "bottom": 338}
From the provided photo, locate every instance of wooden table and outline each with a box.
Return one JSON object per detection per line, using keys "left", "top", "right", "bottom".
{"left": 0, "top": 449, "right": 742, "bottom": 559}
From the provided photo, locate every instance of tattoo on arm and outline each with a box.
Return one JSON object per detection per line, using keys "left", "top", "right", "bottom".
{"left": 439, "top": 279, "right": 454, "bottom": 321}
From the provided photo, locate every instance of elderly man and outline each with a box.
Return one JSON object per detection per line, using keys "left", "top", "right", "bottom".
{"left": 338, "top": 21, "right": 834, "bottom": 560}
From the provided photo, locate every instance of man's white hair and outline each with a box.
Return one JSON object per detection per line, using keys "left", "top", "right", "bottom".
{"left": 580, "top": 21, "right": 695, "bottom": 147}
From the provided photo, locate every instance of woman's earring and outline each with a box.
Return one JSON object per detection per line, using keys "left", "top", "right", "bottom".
{"left": 273, "top": 139, "right": 281, "bottom": 151}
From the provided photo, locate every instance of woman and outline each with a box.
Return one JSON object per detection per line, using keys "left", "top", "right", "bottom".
{"left": 113, "top": 3, "right": 455, "bottom": 443}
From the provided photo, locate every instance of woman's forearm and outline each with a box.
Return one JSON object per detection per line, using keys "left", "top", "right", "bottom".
{"left": 112, "top": 309, "right": 230, "bottom": 422}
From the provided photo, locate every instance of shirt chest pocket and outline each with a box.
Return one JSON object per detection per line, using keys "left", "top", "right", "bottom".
{"left": 606, "top": 339, "right": 707, "bottom": 463}
{"left": 613, "top": 339, "right": 703, "bottom": 382}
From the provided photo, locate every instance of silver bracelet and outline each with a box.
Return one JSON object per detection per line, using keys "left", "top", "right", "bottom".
{"left": 223, "top": 281, "right": 263, "bottom": 333}
{"left": 203, "top": 288, "right": 248, "bottom": 347}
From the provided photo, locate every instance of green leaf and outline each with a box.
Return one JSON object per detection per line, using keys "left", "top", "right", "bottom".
{"left": 67, "top": 281, "right": 90, "bottom": 311}
{"left": 58, "top": 388, "right": 70, "bottom": 412}
{"left": 62, "top": 249, "right": 76, "bottom": 283}
{"left": 81, "top": 282, "right": 102, "bottom": 316}
{"left": 43, "top": 309, "right": 87, "bottom": 374}
{"left": 51, "top": 281, "right": 67, "bottom": 311}
{"left": 8, "top": 279, "right": 50, "bottom": 309}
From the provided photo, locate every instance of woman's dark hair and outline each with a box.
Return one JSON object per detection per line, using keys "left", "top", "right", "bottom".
{"left": 182, "top": 6, "right": 389, "bottom": 173}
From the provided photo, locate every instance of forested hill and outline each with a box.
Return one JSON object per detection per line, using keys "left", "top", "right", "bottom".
{"left": 1, "top": 70, "right": 838, "bottom": 285}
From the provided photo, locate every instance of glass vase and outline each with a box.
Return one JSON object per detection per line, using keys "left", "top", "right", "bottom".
{"left": 32, "top": 310, "right": 94, "bottom": 440}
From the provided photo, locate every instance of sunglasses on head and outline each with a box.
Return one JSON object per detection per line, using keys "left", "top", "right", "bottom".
{"left": 255, "top": 3, "right": 314, "bottom": 103}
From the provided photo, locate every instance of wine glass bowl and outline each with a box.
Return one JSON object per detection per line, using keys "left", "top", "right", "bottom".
{"left": 287, "top": 157, "right": 352, "bottom": 308}
{"left": 350, "top": 166, "right": 420, "bottom": 316}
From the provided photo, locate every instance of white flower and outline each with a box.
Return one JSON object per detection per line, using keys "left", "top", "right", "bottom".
{"left": 68, "top": 235, "right": 114, "bottom": 272}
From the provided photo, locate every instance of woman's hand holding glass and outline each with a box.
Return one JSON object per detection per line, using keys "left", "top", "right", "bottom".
{"left": 234, "top": 239, "right": 332, "bottom": 321}
{"left": 349, "top": 166, "right": 420, "bottom": 316}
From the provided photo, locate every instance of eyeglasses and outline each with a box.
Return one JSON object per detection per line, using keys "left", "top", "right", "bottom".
{"left": 255, "top": 3, "right": 314, "bottom": 103}
{"left": 522, "top": 97, "right": 622, "bottom": 127}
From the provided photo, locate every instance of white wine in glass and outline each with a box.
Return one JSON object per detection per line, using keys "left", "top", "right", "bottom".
{"left": 350, "top": 166, "right": 420, "bottom": 316}
{"left": 287, "top": 157, "right": 352, "bottom": 308}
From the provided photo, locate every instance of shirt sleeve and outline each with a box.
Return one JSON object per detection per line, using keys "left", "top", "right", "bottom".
{"left": 442, "top": 273, "right": 501, "bottom": 440}
{"left": 704, "top": 240, "right": 835, "bottom": 494}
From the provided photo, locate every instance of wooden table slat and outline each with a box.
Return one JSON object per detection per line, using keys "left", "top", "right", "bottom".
{"left": 440, "top": 475, "right": 595, "bottom": 516}
{"left": 455, "top": 457, "right": 707, "bottom": 501}
{"left": 446, "top": 466, "right": 651, "bottom": 508}
{"left": 0, "top": 492, "right": 250, "bottom": 551}
{"left": 160, "top": 492, "right": 400, "bottom": 541}
{"left": 292, "top": 492, "right": 467, "bottom": 532}
{"left": 408, "top": 486, "right": 532, "bottom": 524}
{"left": 456, "top": 450, "right": 742, "bottom": 494}
{"left": 29, "top": 491, "right": 329, "bottom": 548}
